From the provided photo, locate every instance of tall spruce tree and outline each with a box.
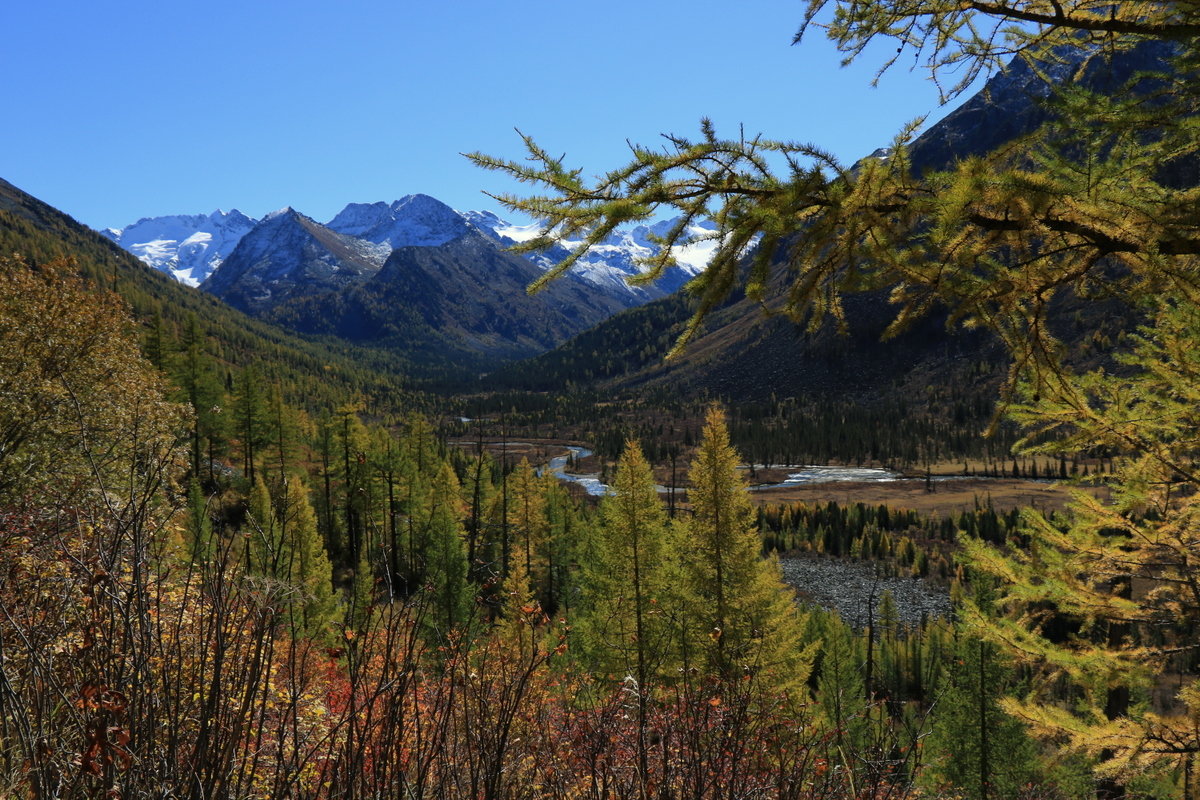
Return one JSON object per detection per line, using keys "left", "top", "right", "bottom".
{"left": 278, "top": 475, "right": 338, "bottom": 637}
{"left": 246, "top": 474, "right": 283, "bottom": 578}
{"left": 185, "top": 477, "right": 215, "bottom": 563}
{"left": 507, "top": 458, "right": 548, "bottom": 599}
{"left": 579, "top": 439, "right": 673, "bottom": 795}
{"left": 234, "top": 364, "right": 268, "bottom": 486}
{"left": 681, "top": 406, "right": 813, "bottom": 692}
{"left": 815, "top": 613, "right": 870, "bottom": 770}
{"left": 336, "top": 403, "right": 373, "bottom": 575}
{"left": 175, "top": 314, "right": 224, "bottom": 483}
{"left": 923, "top": 636, "right": 1039, "bottom": 800}
{"left": 421, "top": 462, "right": 472, "bottom": 641}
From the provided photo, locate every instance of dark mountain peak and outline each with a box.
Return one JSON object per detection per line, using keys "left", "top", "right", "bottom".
{"left": 910, "top": 39, "right": 1178, "bottom": 172}
{"left": 203, "top": 207, "right": 387, "bottom": 313}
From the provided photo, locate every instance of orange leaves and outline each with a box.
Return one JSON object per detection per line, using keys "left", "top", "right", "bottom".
{"left": 79, "top": 721, "right": 133, "bottom": 777}
{"left": 77, "top": 683, "right": 127, "bottom": 713}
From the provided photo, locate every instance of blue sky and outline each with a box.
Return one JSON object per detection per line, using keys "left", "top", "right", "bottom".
{"left": 3, "top": 0, "right": 985, "bottom": 231}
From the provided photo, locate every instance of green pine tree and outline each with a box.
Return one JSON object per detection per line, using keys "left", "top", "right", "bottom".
{"left": 922, "top": 636, "right": 1039, "bottom": 800}
{"left": 421, "top": 462, "right": 472, "bottom": 642}
{"left": 185, "top": 477, "right": 216, "bottom": 564}
{"left": 279, "top": 475, "right": 338, "bottom": 637}
{"left": 680, "top": 406, "right": 814, "bottom": 693}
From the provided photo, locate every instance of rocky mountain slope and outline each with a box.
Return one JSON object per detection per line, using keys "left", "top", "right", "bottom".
{"left": 202, "top": 207, "right": 388, "bottom": 314}
{"left": 102, "top": 194, "right": 714, "bottom": 307}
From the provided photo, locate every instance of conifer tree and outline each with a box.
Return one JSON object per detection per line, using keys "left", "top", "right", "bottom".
{"left": 246, "top": 473, "right": 282, "bottom": 578}
{"left": 540, "top": 474, "right": 578, "bottom": 616}
{"left": 581, "top": 440, "right": 671, "bottom": 677}
{"left": 336, "top": 403, "right": 374, "bottom": 574}
{"left": 422, "top": 463, "right": 472, "bottom": 641}
{"left": 463, "top": 450, "right": 496, "bottom": 572}
{"left": 923, "top": 636, "right": 1039, "bottom": 800}
{"left": 263, "top": 380, "right": 301, "bottom": 484}
{"left": 681, "top": 406, "right": 813, "bottom": 692}
{"left": 507, "top": 458, "right": 548, "bottom": 597}
{"left": 278, "top": 475, "right": 338, "bottom": 636}
{"left": 396, "top": 418, "right": 434, "bottom": 596}
{"left": 175, "top": 314, "right": 225, "bottom": 483}
{"left": 143, "top": 311, "right": 172, "bottom": 372}
{"left": 185, "top": 477, "right": 215, "bottom": 563}
{"left": 372, "top": 428, "right": 407, "bottom": 594}
{"left": 234, "top": 364, "right": 268, "bottom": 486}
{"left": 816, "top": 614, "right": 869, "bottom": 766}
{"left": 579, "top": 439, "right": 673, "bottom": 794}
{"left": 498, "top": 545, "right": 543, "bottom": 659}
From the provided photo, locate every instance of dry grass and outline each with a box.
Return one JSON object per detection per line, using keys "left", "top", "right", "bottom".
{"left": 747, "top": 477, "right": 1093, "bottom": 516}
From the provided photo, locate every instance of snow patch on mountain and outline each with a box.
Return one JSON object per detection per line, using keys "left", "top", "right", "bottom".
{"left": 101, "top": 209, "right": 256, "bottom": 286}
{"left": 463, "top": 211, "right": 717, "bottom": 298}
{"left": 105, "top": 195, "right": 721, "bottom": 303}
{"left": 327, "top": 195, "right": 472, "bottom": 249}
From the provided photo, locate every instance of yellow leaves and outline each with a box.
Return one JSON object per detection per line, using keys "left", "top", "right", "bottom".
{"left": 0, "top": 255, "right": 187, "bottom": 509}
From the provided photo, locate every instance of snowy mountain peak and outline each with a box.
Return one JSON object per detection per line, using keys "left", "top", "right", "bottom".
{"left": 262, "top": 206, "right": 298, "bottom": 223}
{"left": 101, "top": 209, "right": 258, "bottom": 287}
{"left": 326, "top": 194, "right": 472, "bottom": 249}
{"left": 102, "top": 193, "right": 721, "bottom": 304}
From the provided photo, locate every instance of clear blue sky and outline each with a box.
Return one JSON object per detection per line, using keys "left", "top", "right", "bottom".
{"left": 2, "top": 0, "right": 985, "bottom": 231}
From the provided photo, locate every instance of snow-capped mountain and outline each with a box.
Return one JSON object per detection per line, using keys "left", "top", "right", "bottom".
{"left": 101, "top": 209, "right": 256, "bottom": 287}
{"left": 462, "top": 211, "right": 716, "bottom": 299}
{"left": 326, "top": 194, "right": 473, "bottom": 248}
{"left": 104, "top": 194, "right": 717, "bottom": 304}
{"left": 323, "top": 195, "right": 715, "bottom": 302}
{"left": 203, "top": 207, "right": 388, "bottom": 314}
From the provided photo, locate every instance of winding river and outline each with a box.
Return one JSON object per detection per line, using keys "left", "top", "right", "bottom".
{"left": 546, "top": 447, "right": 611, "bottom": 496}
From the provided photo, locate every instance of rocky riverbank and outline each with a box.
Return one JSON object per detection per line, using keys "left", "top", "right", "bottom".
{"left": 778, "top": 556, "right": 952, "bottom": 628}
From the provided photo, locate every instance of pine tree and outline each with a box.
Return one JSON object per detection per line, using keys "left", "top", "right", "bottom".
{"left": 816, "top": 614, "right": 869, "bottom": 767}
{"left": 336, "top": 403, "right": 374, "bottom": 575}
{"left": 507, "top": 458, "right": 548, "bottom": 598}
{"left": 922, "top": 636, "right": 1039, "bottom": 800}
{"left": 579, "top": 439, "right": 673, "bottom": 794}
{"left": 175, "top": 314, "right": 225, "bottom": 483}
{"left": 278, "top": 475, "right": 338, "bottom": 637}
{"left": 498, "top": 545, "right": 543, "bottom": 659}
{"left": 246, "top": 474, "right": 282, "bottom": 578}
{"left": 680, "top": 406, "right": 813, "bottom": 692}
{"left": 463, "top": 450, "right": 496, "bottom": 573}
{"left": 263, "top": 381, "right": 301, "bottom": 485}
{"left": 185, "top": 477, "right": 215, "bottom": 563}
{"left": 581, "top": 440, "right": 671, "bottom": 674}
{"left": 233, "top": 364, "right": 268, "bottom": 486}
{"left": 422, "top": 463, "right": 472, "bottom": 641}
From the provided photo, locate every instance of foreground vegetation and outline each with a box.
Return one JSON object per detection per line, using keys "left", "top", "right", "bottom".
{"left": 1, "top": 258, "right": 1115, "bottom": 799}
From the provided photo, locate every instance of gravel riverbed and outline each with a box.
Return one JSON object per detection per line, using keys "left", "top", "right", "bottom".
{"left": 778, "top": 556, "right": 952, "bottom": 628}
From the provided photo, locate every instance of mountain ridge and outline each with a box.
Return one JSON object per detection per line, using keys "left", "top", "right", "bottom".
{"left": 101, "top": 195, "right": 713, "bottom": 305}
